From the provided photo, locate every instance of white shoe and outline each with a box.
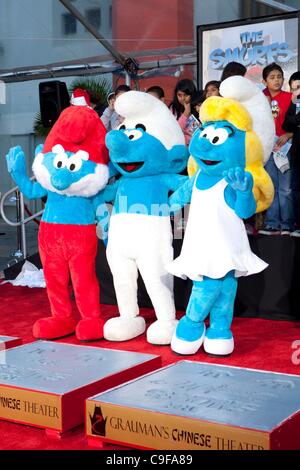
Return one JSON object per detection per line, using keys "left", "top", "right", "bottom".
{"left": 258, "top": 228, "right": 280, "bottom": 235}
{"left": 203, "top": 336, "right": 234, "bottom": 356}
{"left": 291, "top": 230, "right": 300, "bottom": 238}
{"left": 104, "top": 316, "right": 146, "bottom": 341}
{"left": 146, "top": 319, "right": 178, "bottom": 345}
{"left": 171, "top": 325, "right": 206, "bottom": 355}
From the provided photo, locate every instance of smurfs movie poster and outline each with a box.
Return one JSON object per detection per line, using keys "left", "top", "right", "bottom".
{"left": 199, "top": 14, "right": 298, "bottom": 90}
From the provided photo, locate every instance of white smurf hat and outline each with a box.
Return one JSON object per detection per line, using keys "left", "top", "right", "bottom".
{"left": 220, "top": 75, "right": 275, "bottom": 163}
{"left": 114, "top": 90, "right": 185, "bottom": 149}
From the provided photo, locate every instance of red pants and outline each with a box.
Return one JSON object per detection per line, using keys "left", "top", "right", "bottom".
{"left": 38, "top": 222, "right": 101, "bottom": 320}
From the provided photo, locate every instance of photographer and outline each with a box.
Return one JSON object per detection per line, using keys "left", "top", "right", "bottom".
{"left": 100, "top": 84, "right": 130, "bottom": 131}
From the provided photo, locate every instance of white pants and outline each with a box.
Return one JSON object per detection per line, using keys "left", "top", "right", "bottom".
{"left": 106, "top": 213, "right": 175, "bottom": 321}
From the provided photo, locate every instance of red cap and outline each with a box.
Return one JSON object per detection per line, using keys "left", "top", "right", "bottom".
{"left": 70, "top": 88, "right": 91, "bottom": 107}
{"left": 43, "top": 105, "right": 109, "bottom": 165}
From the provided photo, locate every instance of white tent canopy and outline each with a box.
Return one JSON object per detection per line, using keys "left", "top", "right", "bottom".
{"left": 0, "top": 0, "right": 296, "bottom": 84}
{"left": 0, "top": 46, "right": 196, "bottom": 83}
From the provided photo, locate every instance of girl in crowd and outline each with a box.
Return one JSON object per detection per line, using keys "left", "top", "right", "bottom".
{"left": 169, "top": 78, "right": 197, "bottom": 145}
{"left": 204, "top": 80, "right": 220, "bottom": 98}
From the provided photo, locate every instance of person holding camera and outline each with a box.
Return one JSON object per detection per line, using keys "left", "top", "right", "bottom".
{"left": 283, "top": 71, "right": 300, "bottom": 237}
{"left": 100, "top": 84, "right": 130, "bottom": 131}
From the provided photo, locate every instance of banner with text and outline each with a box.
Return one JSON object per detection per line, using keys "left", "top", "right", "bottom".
{"left": 198, "top": 13, "right": 299, "bottom": 90}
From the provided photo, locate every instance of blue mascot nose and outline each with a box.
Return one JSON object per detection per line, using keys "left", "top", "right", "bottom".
{"left": 190, "top": 135, "right": 213, "bottom": 159}
{"left": 197, "top": 137, "right": 212, "bottom": 152}
{"left": 105, "top": 130, "right": 130, "bottom": 157}
{"left": 51, "top": 169, "right": 73, "bottom": 190}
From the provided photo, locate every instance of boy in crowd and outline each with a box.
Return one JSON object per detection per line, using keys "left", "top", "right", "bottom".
{"left": 146, "top": 85, "right": 165, "bottom": 102}
{"left": 259, "top": 63, "right": 293, "bottom": 235}
{"left": 283, "top": 71, "right": 300, "bottom": 237}
{"left": 220, "top": 61, "right": 247, "bottom": 81}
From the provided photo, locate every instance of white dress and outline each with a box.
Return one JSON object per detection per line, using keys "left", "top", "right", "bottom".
{"left": 168, "top": 177, "right": 268, "bottom": 281}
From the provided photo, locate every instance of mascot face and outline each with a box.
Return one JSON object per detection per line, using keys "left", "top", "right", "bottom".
{"left": 189, "top": 120, "right": 246, "bottom": 176}
{"left": 105, "top": 90, "right": 188, "bottom": 178}
{"left": 106, "top": 125, "right": 172, "bottom": 177}
{"left": 43, "top": 150, "right": 96, "bottom": 191}
{"left": 33, "top": 104, "right": 109, "bottom": 197}
{"left": 33, "top": 144, "right": 108, "bottom": 196}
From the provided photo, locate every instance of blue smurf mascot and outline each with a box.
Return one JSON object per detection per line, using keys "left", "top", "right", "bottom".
{"left": 168, "top": 78, "right": 274, "bottom": 356}
{"left": 101, "top": 90, "right": 189, "bottom": 345}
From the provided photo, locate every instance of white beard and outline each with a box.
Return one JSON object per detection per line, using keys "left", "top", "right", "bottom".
{"left": 32, "top": 153, "right": 109, "bottom": 197}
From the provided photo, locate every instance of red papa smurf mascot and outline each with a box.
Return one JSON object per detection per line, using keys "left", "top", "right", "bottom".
{"left": 6, "top": 89, "right": 109, "bottom": 341}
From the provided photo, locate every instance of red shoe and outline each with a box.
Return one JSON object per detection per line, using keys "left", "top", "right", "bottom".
{"left": 76, "top": 318, "right": 104, "bottom": 341}
{"left": 33, "top": 317, "right": 76, "bottom": 340}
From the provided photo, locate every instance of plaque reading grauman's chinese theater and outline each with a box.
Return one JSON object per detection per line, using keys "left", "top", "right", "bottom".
{"left": 86, "top": 361, "right": 300, "bottom": 450}
{"left": 0, "top": 341, "right": 161, "bottom": 436}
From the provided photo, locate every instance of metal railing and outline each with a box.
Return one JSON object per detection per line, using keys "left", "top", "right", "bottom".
{"left": 0, "top": 178, "right": 43, "bottom": 260}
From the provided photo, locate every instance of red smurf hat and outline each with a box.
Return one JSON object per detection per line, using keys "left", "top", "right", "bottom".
{"left": 70, "top": 88, "right": 91, "bottom": 107}
{"left": 42, "top": 105, "right": 109, "bottom": 165}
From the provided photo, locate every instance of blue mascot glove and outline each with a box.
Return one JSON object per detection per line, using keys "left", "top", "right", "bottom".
{"left": 6, "top": 146, "right": 26, "bottom": 175}
{"left": 223, "top": 167, "right": 253, "bottom": 193}
{"left": 35, "top": 144, "right": 44, "bottom": 156}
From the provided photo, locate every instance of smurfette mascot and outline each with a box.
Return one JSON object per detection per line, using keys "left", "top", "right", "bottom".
{"left": 6, "top": 89, "right": 109, "bottom": 341}
{"left": 101, "top": 91, "right": 189, "bottom": 345}
{"left": 168, "top": 77, "right": 274, "bottom": 356}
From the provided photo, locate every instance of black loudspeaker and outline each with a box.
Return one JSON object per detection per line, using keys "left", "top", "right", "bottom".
{"left": 39, "top": 80, "right": 70, "bottom": 127}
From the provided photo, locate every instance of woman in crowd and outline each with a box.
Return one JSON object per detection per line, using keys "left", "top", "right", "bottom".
{"left": 169, "top": 78, "right": 197, "bottom": 145}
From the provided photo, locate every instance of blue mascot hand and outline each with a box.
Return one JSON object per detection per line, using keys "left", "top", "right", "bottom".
{"left": 6, "top": 146, "right": 26, "bottom": 175}
{"left": 223, "top": 167, "right": 253, "bottom": 193}
{"left": 35, "top": 144, "right": 44, "bottom": 157}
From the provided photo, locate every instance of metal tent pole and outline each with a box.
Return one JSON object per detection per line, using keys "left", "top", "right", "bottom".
{"left": 255, "top": 0, "right": 297, "bottom": 12}
{"left": 58, "top": 0, "right": 138, "bottom": 78}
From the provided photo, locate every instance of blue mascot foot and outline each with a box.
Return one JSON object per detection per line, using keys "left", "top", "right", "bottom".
{"left": 203, "top": 327, "right": 234, "bottom": 356}
{"left": 171, "top": 316, "right": 205, "bottom": 355}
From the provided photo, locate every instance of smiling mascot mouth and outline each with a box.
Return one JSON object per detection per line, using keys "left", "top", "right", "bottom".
{"left": 117, "top": 162, "right": 144, "bottom": 172}
{"left": 201, "top": 159, "right": 221, "bottom": 166}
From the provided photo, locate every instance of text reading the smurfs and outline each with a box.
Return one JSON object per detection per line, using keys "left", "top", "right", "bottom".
{"left": 106, "top": 454, "right": 193, "bottom": 466}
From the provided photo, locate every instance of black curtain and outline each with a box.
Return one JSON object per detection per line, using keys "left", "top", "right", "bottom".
{"left": 97, "top": 236, "right": 300, "bottom": 322}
